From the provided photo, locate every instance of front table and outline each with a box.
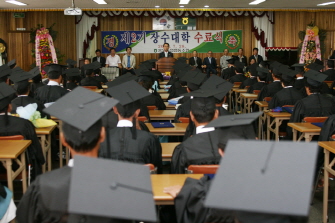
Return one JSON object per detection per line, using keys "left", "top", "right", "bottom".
{"left": 164, "top": 102, "right": 176, "bottom": 110}
{"left": 149, "top": 110, "right": 176, "bottom": 121}
{"left": 265, "top": 111, "right": 291, "bottom": 141}
{"left": 145, "top": 123, "right": 188, "bottom": 136}
{"left": 151, "top": 174, "right": 203, "bottom": 205}
{"left": 36, "top": 125, "right": 57, "bottom": 172}
{"left": 288, "top": 123, "right": 321, "bottom": 142}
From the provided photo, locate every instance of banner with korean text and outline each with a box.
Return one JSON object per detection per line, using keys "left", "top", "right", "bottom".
{"left": 101, "top": 30, "right": 242, "bottom": 54}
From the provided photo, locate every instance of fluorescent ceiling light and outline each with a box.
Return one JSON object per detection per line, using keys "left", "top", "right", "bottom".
{"left": 317, "top": 1, "right": 335, "bottom": 6}
{"left": 5, "top": 0, "right": 27, "bottom": 5}
{"left": 204, "top": 5, "right": 209, "bottom": 7}
{"left": 93, "top": 0, "right": 107, "bottom": 4}
{"left": 179, "top": 0, "right": 190, "bottom": 4}
{"left": 249, "top": 0, "right": 266, "bottom": 5}
{"left": 155, "top": 5, "right": 160, "bottom": 7}
{"left": 180, "top": 5, "right": 184, "bottom": 7}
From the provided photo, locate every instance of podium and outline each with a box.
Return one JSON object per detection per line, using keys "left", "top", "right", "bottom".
{"left": 156, "top": 57, "right": 176, "bottom": 74}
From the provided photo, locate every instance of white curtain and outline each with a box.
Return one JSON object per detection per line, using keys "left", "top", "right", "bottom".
{"left": 76, "top": 13, "right": 98, "bottom": 60}
{"left": 252, "top": 12, "right": 274, "bottom": 60}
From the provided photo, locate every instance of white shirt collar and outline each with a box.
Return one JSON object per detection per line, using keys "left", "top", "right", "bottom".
{"left": 68, "top": 159, "right": 74, "bottom": 167}
{"left": 196, "top": 125, "right": 215, "bottom": 134}
{"left": 117, "top": 120, "right": 133, "bottom": 127}
{"left": 284, "top": 86, "right": 293, "bottom": 88}
{"left": 18, "top": 95, "right": 28, "bottom": 97}
{"left": 297, "top": 77, "right": 304, "bottom": 80}
{"left": 0, "top": 113, "right": 11, "bottom": 115}
{"left": 273, "top": 80, "right": 281, "bottom": 82}
{"left": 47, "top": 80, "right": 59, "bottom": 86}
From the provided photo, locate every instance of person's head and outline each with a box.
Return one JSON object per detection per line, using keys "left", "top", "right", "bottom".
{"left": 257, "top": 73, "right": 268, "bottom": 82}
{"left": 327, "top": 60, "right": 334, "bottom": 69}
{"left": 48, "top": 71, "right": 62, "bottom": 83}
{"left": 32, "top": 74, "right": 42, "bottom": 83}
{"left": 60, "top": 120, "right": 105, "bottom": 156}
{"left": 238, "top": 48, "right": 243, "bottom": 55}
{"left": 207, "top": 51, "right": 213, "bottom": 58}
{"left": 114, "top": 100, "right": 141, "bottom": 119}
{"left": 84, "top": 58, "right": 90, "bottom": 65}
{"left": 192, "top": 50, "right": 197, "bottom": 57}
{"left": 305, "top": 81, "right": 322, "bottom": 94}
{"left": 272, "top": 68, "right": 282, "bottom": 80}
{"left": 190, "top": 97, "right": 218, "bottom": 126}
{"left": 110, "top": 48, "right": 116, "bottom": 56}
{"left": 138, "top": 79, "right": 153, "bottom": 91}
{"left": 250, "top": 58, "right": 256, "bottom": 65}
{"left": 14, "top": 81, "right": 30, "bottom": 95}
{"left": 253, "top": 48, "right": 259, "bottom": 55}
{"left": 281, "top": 75, "right": 295, "bottom": 87}
{"left": 126, "top": 47, "right": 132, "bottom": 55}
{"left": 85, "top": 69, "right": 94, "bottom": 77}
{"left": 163, "top": 43, "right": 170, "bottom": 52}
{"left": 223, "top": 49, "right": 229, "bottom": 56}
{"left": 234, "top": 65, "right": 244, "bottom": 74}
{"left": 95, "top": 49, "right": 101, "bottom": 57}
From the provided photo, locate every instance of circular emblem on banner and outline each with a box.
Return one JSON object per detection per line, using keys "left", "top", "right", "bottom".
{"left": 225, "top": 34, "right": 241, "bottom": 50}
{"left": 160, "top": 19, "right": 167, "bottom": 26}
{"left": 182, "top": 17, "right": 189, "bottom": 25}
{"left": 103, "top": 35, "right": 119, "bottom": 50}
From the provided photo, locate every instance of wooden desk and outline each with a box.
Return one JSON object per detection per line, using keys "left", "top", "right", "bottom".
{"left": 0, "top": 140, "right": 30, "bottom": 196}
{"left": 318, "top": 141, "right": 335, "bottom": 223}
{"left": 164, "top": 102, "right": 176, "bottom": 110}
{"left": 102, "top": 85, "right": 108, "bottom": 89}
{"left": 151, "top": 174, "right": 203, "bottom": 205}
{"left": 228, "top": 87, "right": 238, "bottom": 112}
{"left": 233, "top": 89, "right": 248, "bottom": 113}
{"left": 255, "top": 101, "right": 268, "bottom": 139}
{"left": 288, "top": 123, "right": 321, "bottom": 142}
{"left": 158, "top": 89, "right": 168, "bottom": 94}
{"left": 160, "top": 81, "right": 168, "bottom": 85}
{"left": 265, "top": 112, "right": 291, "bottom": 141}
{"left": 161, "top": 143, "right": 179, "bottom": 161}
{"left": 36, "top": 125, "right": 57, "bottom": 172}
{"left": 94, "top": 89, "right": 104, "bottom": 93}
{"left": 240, "top": 93, "right": 257, "bottom": 113}
{"left": 149, "top": 110, "right": 176, "bottom": 121}
{"left": 145, "top": 123, "right": 188, "bottom": 136}
{"left": 161, "top": 93, "right": 169, "bottom": 101}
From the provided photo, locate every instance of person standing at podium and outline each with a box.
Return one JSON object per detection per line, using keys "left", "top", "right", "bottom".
{"left": 158, "top": 43, "right": 174, "bottom": 58}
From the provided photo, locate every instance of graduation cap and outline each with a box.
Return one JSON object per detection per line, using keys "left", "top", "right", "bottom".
{"left": 306, "top": 62, "right": 324, "bottom": 72}
{"left": 106, "top": 73, "right": 138, "bottom": 88}
{"left": 205, "top": 112, "right": 262, "bottom": 128}
{"left": 64, "top": 68, "right": 81, "bottom": 77}
{"left": 260, "top": 60, "right": 269, "bottom": 68}
{"left": 28, "top": 67, "right": 40, "bottom": 76}
{"left": 234, "top": 61, "right": 244, "bottom": 72}
{"left": 204, "top": 140, "right": 318, "bottom": 217}
{"left": 291, "top": 63, "right": 305, "bottom": 73}
{"left": 314, "top": 58, "right": 323, "bottom": 65}
{"left": 139, "top": 61, "right": 154, "bottom": 70}
{"left": 43, "top": 64, "right": 66, "bottom": 74}
{"left": 0, "top": 82, "right": 16, "bottom": 110}
{"left": 200, "top": 75, "right": 234, "bottom": 100}
{"left": 182, "top": 88, "right": 229, "bottom": 98}
{"left": 280, "top": 67, "right": 297, "bottom": 83}
{"left": 43, "top": 87, "right": 119, "bottom": 132}
{"left": 226, "top": 58, "right": 235, "bottom": 65}
{"left": 256, "top": 67, "right": 269, "bottom": 79}
{"left": 181, "top": 69, "right": 207, "bottom": 91}
{"left": 68, "top": 156, "right": 157, "bottom": 222}
{"left": 105, "top": 80, "right": 150, "bottom": 106}
{"left": 9, "top": 69, "right": 33, "bottom": 83}
{"left": 82, "top": 61, "right": 101, "bottom": 71}
{"left": 0, "top": 65, "right": 12, "bottom": 78}
{"left": 66, "top": 59, "right": 77, "bottom": 67}
{"left": 269, "top": 61, "right": 282, "bottom": 70}
{"left": 304, "top": 69, "right": 327, "bottom": 87}
{"left": 7, "top": 59, "right": 16, "bottom": 68}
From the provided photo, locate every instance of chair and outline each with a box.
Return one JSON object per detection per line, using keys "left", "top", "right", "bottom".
{"left": 82, "top": 86, "right": 97, "bottom": 90}
{"left": 0, "top": 135, "right": 24, "bottom": 140}
{"left": 253, "top": 90, "right": 261, "bottom": 95}
{"left": 137, "top": 116, "right": 148, "bottom": 122}
{"left": 186, "top": 165, "right": 219, "bottom": 174}
{"left": 101, "top": 67, "right": 119, "bottom": 80}
{"left": 263, "top": 97, "right": 272, "bottom": 102}
{"left": 303, "top": 117, "right": 328, "bottom": 123}
{"left": 234, "top": 82, "right": 242, "bottom": 87}
{"left": 144, "top": 163, "right": 157, "bottom": 174}
{"left": 324, "top": 81, "right": 332, "bottom": 88}
{"left": 147, "top": 106, "right": 157, "bottom": 110}
{"left": 178, "top": 117, "right": 190, "bottom": 123}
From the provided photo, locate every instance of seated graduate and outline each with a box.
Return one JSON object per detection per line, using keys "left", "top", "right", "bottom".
{"left": 289, "top": 69, "right": 335, "bottom": 123}
{"left": 9, "top": 68, "right": 47, "bottom": 117}
{"left": 0, "top": 64, "right": 12, "bottom": 85}
{"left": 100, "top": 80, "right": 163, "bottom": 173}
{"left": 247, "top": 67, "right": 269, "bottom": 94}
{"left": 301, "top": 62, "right": 331, "bottom": 96}
{"left": 239, "top": 63, "right": 258, "bottom": 89}
{"left": 169, "top": 61, "right": 193, "bottom": 88}
{"left": 80, "top": 61, "right": 103, "bottom": 89}
{"left": 138, "top": 71, "right": 166, "bottom": 110}
{"left": 26, "top": 67, "right": 44, "bottom": 97}
{"left": 0, "top": 83, "right": 45, "bottom": 180}
{"left": 168, "top": 80, "right": 188, "bottom": 100}
{"left": 229, "top": 61, "right": 247, "bottom": 84}
{"left": 291, "top": 63, "right": 306, "bottom": 91}
{"left": 268, "top": 67, "right": 304, "bottom": 109}
{"left": 323, "top": 59, "right": 335, "bottom": 81}
{"left": 205, "top": 140, "right": 317, "bottom": 223}
{"left": 63, "top": 68, "right": 81, "bottom": 91}
{"left": 174, "top": 70, "right": 207, "bottom": 122}
{"left": 222, "top": 58, "right": 236, "bottom": 80}
{"left": 16, "top": 87, "right": 121, "bottom": 223}
{"left": 256, "top": 66, "right": 283, "bottom": 101}
{"left": 80, "top": 58, "right": 90, "bottom": 78}
{"left": 34, "top": 64, "right": 69, "bottom": 107}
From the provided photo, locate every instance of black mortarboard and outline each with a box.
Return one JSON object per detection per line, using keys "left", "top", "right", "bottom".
{"left": 291, "top": 63, "right": 305, "bottom": 73}
{"left": 64, "top": 68, "right": 81, "bottom": 77}
{"left": 269, "top": 61, "right": 282, "bottom": 70}
{"left": 28, "top": 67, "right": 40, "bottom": 76}
{"left": 43, "top": 87, "right": 118, "bottom": 131}
{"left": 204, "top": 140, "right": 318, "bottom": 217}
{"left": 0, "top": 65, "right": 12, "bottom": 78}
{"left": 257, "top": 67, "right": 269, "bottom": 79}
{"left": 138, "top": 70, "right": 161, "bottom": 82}
{"left": 306, "top": 62, "right": 324, "bottom": 72}
{"left": 280, "top": 67, "right": 296, "bottom": 83}
{"left": 9, "top": 69, "right": 33, "bottom": 83}
{"left": 134, "top": 68, "right": 146, "bottom": 76}
{"left": 139, "top": 61, "right": 154, "bottom": 70}
{"left": 182, "top": 88, "right": 229, "bottom": 98}
{"left": 226, "top": 58, "right": 235, "bottom": 65}
{"left": 44, "top": 64, "right": 66, "bottom": 74}
{"left": 106, "top": 73, "right": 138, "bottom": 88}
{"left": 66, "top": 59, "right": 77, "bottom": 67}
{"left": 0, "top": 82, "right": 16, "bottom": 110}
{"left": 82, "top": 61, "right": 101, "bottom": 71}
{"left": 304, "top": 69, "right": 327, "bottom": 86}
{"left": 105, "top": 80, "right": 150, "bottom": 106}
{"left": 68, "top": 156, "right": 157, "bottom": 222}
{"left": 181, "top": 69, "right": 206, "bottom": 91}
{"left": 7, "top": 59, "right": 16, "bottom": 68}
{"left": 200, "top": 75, "right": 234, "bottom": 100}
{"left": 314, "top": 58, "right": 323, "bottom": 65}
{"left": 234, "top": 60, "right": 244, "bottom": 70}
{"left": 260, "top": 61, "right": 269, "bottom": 68}
{"left": 205, "top": 112, "right": 262, "bottom": 128}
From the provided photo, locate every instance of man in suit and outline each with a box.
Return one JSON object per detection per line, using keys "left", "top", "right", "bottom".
{"left": 202, "top": 51, "right": 217, "bottom": 78}
{"left": 236, "top": 48, "right": 248, "bottom": 67}
{"left": 92, "top": 49, "right": 106, "bottom": 69}
{"left": 189, "top": 50, "right": 202, "bottom": 70}
{"left": 121, "top": 47, "right": 136, "bottom": 75}
{"left": 158, "top": 43, "right": 174, "bottom": 58}
{"left": 249, "top": 47, "right": 263, "bottom": 65}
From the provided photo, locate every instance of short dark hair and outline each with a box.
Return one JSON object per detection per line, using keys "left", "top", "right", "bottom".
{"left": 281, "top": 77, "right": 295, "bottom": 87}
{"left": 305, "top": 81, "right": 322, "bottom": 93}
{"left": 272, "top": 68, "right": 282, "bottom": 79}
{"left": 95, "top": 49, "right": 101, "bottom": 53}
{"left": 253, "top": 48, "right": 259, "bottom": 51}
{"left": 15, "top": 81, "right": 30, "bottom": 95}
{"left": 163, "top": 43, "right": 169, "bottom": 47}
{"left": 115, "top": 100, "right": 141, "bottom": 118}
{"left": 32, "top": 74, "right": 42, "bottom": 83}
{"left": 258, "top": 74, "right": 268, "bottom": 82}
{"left": 238, "top": 48, "right": 243, "bottom": 51}
{"left": 110, "top": 48, "right": 116, "bottom": 52}
{"left": 85, "top": 69, "right": 94, "bottom": 76}
{"left": 62, "top": 120, "right": 102, "bottom": 153}
{"left": 327, "top": 60, "right": 334, "bottom": 68}
{"left": 138, "top": 80, "right": 153, "bottom": 91}
{"left": 193, "top": 50, "right": 197, "bottom": 53}
{"left": 126, "top": 47, "right": 132, "bottom": 51}
{"left": 191, "top": 97, "right": 216, "bottom": 123}
{"left": 235, "top": 66, "right": 244, "bottom": 74}
{"left": 48, "top": 71, "right": 61, "bottom": 79}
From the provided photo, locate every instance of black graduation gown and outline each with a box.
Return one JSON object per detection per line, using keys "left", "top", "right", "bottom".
{"left": 168, "top": 82, "right": 187, "bottom": 100}
{"left": 323, "top": 69, "right": 335, "bottom": 81}
{"left": 80, "top": 77, "right": 103, "bottom": 89}
{"left": 289, "top": 93, "right": 335, "bottom": 123}
{"left": 177, "top": 96, "right": 190, "bottom": 105}
{"left": 99, "top": 127, "right": 162, "bottom": 173}
{"left": 256, "top": 81, "right": 282, "bottom": 100}
{"left": 34, "top": 85, "right": 68, "bottom": 104}
{"left": 229, "top": 74, "right": 247, "bottom": 84}
{"left": 30, "top": 82, "right": 44, "bottom": 96}
{"left": 174, "top": 99, "right": 192, "bottom": 122}
{"left": 141, "top": 94, "right": 166, "bottom": 110}
{"left": 239, "top": 77, "right": 257, "bottom": 89}
{"left": 65, "top": 82, "right": 78, "bottom": 91}
{"left": 293, "top": 78, "right": 305, "bottom": 91}
{"left": 0, "top": 116, "right": 45, "bottom": 180}
{"left": 268, "top": 87, "right": 305, "bottom": 109}
{"left": 11, "top": 96, "right": 48, "bottom": 118}
{"left": 222, "top": 67, "right": 235, "bottom": 80}
{"left": 247, "top": 82, "right": 267, "bottom": 94}
{"left": 300, "top": 82, "right": 331, "bottom": 97}
{"left": 95, "top": 75, "right": 108, "bottom": 84}
{"left": 16, "top": 166, "right": 132, "bottom": 223}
